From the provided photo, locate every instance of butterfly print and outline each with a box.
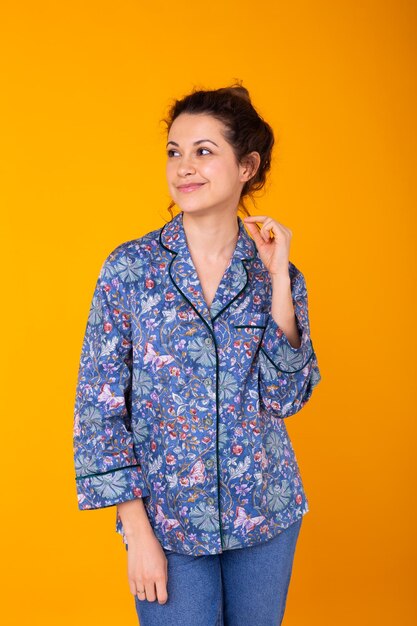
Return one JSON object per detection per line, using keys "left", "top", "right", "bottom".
{"left": 97, "top": 383, "right": 124, "bottom": 409}
{"left": 233, "top": 506, "right": 266, "bottom": 533}
{"left": 73, "top": 211, "right": 321, "bottom": 556}
{"left": 143, "top": 342, "right": 175, "bottom": 371}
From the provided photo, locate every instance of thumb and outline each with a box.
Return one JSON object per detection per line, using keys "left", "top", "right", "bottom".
{"left": 243, "top": 219, "right": 264, "bottom": 247}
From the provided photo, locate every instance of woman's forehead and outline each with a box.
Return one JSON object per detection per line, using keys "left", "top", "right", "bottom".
{"left": 168, "top": 112, "right": 226, "bottom": 141}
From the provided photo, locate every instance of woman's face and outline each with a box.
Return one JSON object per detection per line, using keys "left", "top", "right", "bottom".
{"left": 166, "top": 113, "right": 250, "bottom": 217}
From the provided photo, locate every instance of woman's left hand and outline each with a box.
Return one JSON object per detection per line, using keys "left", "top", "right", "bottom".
{"left": 243, "top": 215, "right": 292, "bottom": 277}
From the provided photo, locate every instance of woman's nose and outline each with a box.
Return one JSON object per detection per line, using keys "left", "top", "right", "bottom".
{"left": 177, "top": 154, "right": 196, "bottom": 177}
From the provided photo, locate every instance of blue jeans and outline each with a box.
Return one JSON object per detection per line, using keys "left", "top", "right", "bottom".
{"left": 127, "top": 517, "right": 303, "bottom": 626}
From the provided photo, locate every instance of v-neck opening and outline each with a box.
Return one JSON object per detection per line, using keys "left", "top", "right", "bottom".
{"left": 207, "top": 254, "right": 234, "bottom": 317}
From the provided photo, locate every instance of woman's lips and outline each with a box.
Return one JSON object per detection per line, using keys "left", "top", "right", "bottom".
{"left": 177, "top": 183, "right": 205, "bottom": 193}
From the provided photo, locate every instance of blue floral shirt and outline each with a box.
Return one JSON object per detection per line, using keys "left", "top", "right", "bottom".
{"left": 73, "top": 210, "right": 322, "bottom": 555}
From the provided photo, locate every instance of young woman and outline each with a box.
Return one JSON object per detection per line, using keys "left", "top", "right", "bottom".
{"left": 73, "top": 84, "right": 322, "bottom": 625}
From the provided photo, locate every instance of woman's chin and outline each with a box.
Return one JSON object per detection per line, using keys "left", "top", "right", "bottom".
{"left": 174, "top": 200, "right": 212, "bottom": 214}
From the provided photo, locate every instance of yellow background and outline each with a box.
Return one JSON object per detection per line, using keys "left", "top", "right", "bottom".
{"left": 2, "top": 1, "right": 416, "bottom": 624}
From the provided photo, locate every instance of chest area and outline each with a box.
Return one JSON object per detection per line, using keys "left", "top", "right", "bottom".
{"left": 129, "top": 257, "right": 271, "bottom": 370}
{"left": 191, "top": 256, "right": 234, "bottom": 311}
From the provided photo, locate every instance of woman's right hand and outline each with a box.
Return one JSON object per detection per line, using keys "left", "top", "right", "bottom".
{"left": 117, "top": 498, "right": 169, "bottom": 604}
{"left": 126, "top": 525, "right": 169, "bottom": 605}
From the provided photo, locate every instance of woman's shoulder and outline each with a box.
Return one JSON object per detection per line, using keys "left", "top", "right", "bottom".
{"left": 101, "top": 224, "right": 164, "bottom": 267}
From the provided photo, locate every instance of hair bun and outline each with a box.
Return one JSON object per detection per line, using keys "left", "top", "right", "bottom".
{"left": 221, "top": 83, "right": 251, "bottom": 104}
{"left": 163, "top": 81, "right": 274, "bottom": 221}
{"left": 230, "top": 86, "right": 251, "bottom": 102}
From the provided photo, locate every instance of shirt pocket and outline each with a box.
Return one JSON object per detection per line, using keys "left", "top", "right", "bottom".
{"left": 231, "top": 312, "right": 269, "bottom": 359}
{"left": 232, "top": 311, "right": 269, "bottom": 330}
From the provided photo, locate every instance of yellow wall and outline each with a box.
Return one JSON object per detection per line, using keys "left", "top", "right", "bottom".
{"left": 2, "top": 1, "right": 416, "bottom": 624}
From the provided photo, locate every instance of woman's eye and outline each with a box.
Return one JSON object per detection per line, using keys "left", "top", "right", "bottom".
{"left": 167, "top": 147, "right": 211, "bottom": 158}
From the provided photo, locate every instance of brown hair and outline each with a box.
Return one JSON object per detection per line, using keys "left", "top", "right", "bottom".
{"left": 161, "top": 81, "right": 275, "bottom": 220}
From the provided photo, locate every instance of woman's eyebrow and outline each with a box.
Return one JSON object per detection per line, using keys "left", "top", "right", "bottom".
{"left": 166, "top": 139, "right": 219, "bottom": 148}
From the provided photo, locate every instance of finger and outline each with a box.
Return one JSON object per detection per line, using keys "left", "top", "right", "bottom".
{"left": 243, "top": 218, "right": 263, "bottom": 232}
{"left": 260, "top": 219, "right": 287, "bottom": 241}
{"left": 243, "top": 220, "right": 267, "bottom": 247}
{"left": 244, "top": 215, "right": 287, "bottom": 234}
{"left": 155, "top": 577, "right": 168, "bottom": 605}
{"left": 145, "top": 581, "right": 157, "bottom": 603}
{"left": 245, "top": 216, "right": 276, "bottom": 243}
{"left": 135, "top": 582, "right": 146, "bottom": 601}
{"left": 243, "top": 215, "right": 269, "bottom": 222}
{"left": 136, "top": 589, "right": 146, "bottom": 601}
{"left": 242, "top": 215, "right": 268, "bottom": 233}
{"left": 260, "top": 221, "right": 276, "bottom": 241}
{"left": 258, "top": 222, "right": 276, "bottom": 242}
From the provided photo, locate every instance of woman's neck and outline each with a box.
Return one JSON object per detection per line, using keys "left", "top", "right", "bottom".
{"left": 182, "top": 211, "right": 239, "bottom": 262}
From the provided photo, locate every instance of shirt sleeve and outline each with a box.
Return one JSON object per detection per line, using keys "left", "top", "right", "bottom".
{"left": 73, "top": 252, "right": 150, "bottom": 510}
{"left": 258, "top": 267, "right": 322, "bottom": 418}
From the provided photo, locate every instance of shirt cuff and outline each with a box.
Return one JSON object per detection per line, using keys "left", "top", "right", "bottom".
{"left": 260, "top": 313, "right": 315, "bottom": 373}
{"left": 76, "top": 465, "right": 150, "bottom": 510}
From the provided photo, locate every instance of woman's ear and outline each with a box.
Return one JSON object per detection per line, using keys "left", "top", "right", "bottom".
{"left": 239, "top": 151, "right": 261, "bottom": 182}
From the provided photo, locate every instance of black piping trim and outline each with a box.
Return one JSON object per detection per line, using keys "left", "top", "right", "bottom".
{"left": 159, "top": 222, "right": 177, "bottom": 256}
{"left": 165, "top": 251, "right": 225, "bottom": 549}
{"left": 158, "top": 220, "right": 263, "bottom": 552}
{"left": 211, "top": 258, "right": 255, "bottom": 323}
{"left": 159, "top": 220, "right": 257, "bottom": 325}
{"left": 234, "top": 325, "right": 267, "bottom": 329}
{"left": 260, "top": 346, "right": 317, "bottom": 374}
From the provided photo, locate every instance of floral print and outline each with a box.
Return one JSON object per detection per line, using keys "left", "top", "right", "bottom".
{"left": 73, "top": 210, "right": 321, "bottom": 555}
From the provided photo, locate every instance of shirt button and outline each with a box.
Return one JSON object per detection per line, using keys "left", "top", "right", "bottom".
{"left": 204, "top": 337, "right": 213, "bottom": 347}
{"left": 204, "top": 377, "right": 212, "bottom": 387}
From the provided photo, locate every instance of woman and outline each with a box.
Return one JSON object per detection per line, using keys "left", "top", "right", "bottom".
{"left": 73, "top": 83, "right": 322, "bottom": 625}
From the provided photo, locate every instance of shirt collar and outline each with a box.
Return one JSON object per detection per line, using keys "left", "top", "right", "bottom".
{"left": 159, "top": 210, "right": 256, "bottom": 263}
{"left": 159, "top": 210, "right": 257, "bottom": 324}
